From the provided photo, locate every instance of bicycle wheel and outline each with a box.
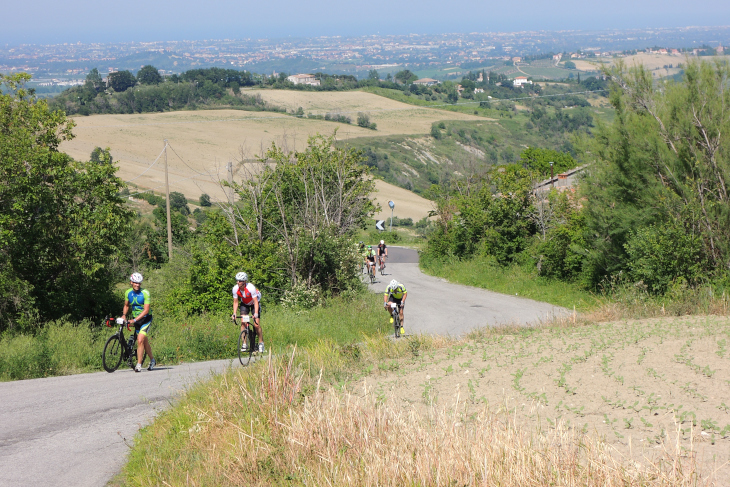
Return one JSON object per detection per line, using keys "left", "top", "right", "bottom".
{"left": 370, "top": 266, "right": 375, "bottom": 284}
{"left": 238, "top": 329, "right": 252, "bottom": 365}
{"left": 248, "top": 327, "right": 258, "bottom": 364}
{"left": 126, "top": 336, "right": 147, "bottom": 370}
{"left": 393, "top": 310, "right": 401, "bottom": 338}
{"left": 102, "top": 334, "right": 123, "bottom": 372}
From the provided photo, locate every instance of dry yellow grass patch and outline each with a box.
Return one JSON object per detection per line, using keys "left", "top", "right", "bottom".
{"left": 255, "top": 89, "right": 484, "bottom": 135}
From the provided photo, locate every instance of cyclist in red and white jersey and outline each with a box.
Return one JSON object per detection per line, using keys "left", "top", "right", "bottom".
{"left": 231, "top": 272, "right": 264, "bottom": 353}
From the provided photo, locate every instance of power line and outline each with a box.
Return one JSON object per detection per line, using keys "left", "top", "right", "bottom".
{"left": 124, "top": 142, "right": 167, "bottom": 183}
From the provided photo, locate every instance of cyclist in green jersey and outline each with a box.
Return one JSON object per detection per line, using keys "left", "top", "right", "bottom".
{"left": 122, "top": 272, "right": 156, "bottom": 372}
{"left": 384, "top": 279, "right": 407, "bottom": 333}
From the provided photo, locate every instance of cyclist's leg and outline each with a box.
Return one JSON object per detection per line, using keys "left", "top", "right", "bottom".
{"left": 253, "top": 305, "right": 263, "bottom": 343}
{"left": 138, "top": 318, "right": 154, "bottom": 362}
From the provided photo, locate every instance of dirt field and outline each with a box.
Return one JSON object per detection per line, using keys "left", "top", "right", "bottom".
{"left": 255, "top": 89, "right": 482, "bottom": 134}
{"left": 60, "top": 92, "right": 481, "bottom": 202}
{"left": 367, "top": 315, "right": 730, "bottom": 483}
{"left": 571, "top": 53, "right": 724, "bottom": 78}
{"left": 372, "top": 179, "right": 433, "bottom": 223}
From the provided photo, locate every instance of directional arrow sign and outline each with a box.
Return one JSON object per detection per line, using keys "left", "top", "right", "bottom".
{"left": 375, "top": 220, "right": 385, "bottom": 231}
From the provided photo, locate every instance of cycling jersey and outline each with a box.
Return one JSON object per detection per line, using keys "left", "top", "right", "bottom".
{"left": 233, "top": 283, "right": 261, "bottom": 306}
{"left": 384, "top": 283, "right": 407, "bottom": 300}
{"left": 377, "top": 243, "right": 387, "bottom": 256}
{"left": 125, "top": 288, "right": 151, "bottom": 319}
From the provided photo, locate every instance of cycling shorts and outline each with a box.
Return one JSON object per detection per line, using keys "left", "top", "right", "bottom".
{"left": 367, "top": 256, "right": 375, "bottom": 262}
{"left": 135, "top": 315, "right": 153, "bottom": 336}
{"left": 241, "top": 304, "right": 262, "bottom": 317}
{"left": 387, "top": 296, "right": 403, "bottom": 306}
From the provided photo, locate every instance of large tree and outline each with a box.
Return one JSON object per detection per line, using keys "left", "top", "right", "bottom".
{"left": 108, "top": 70, "right": 136, "bottom": 92}
{"left": 580, "top": 59, "right": 730, "bottom": 288}
{"left": 0, "top": 73, "right": 133, "bottom": 331}
{"left": 137, "top": 65, "right": 162, "bottom": 85}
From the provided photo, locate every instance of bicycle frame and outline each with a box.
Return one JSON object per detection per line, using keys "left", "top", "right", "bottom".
{"left": 234, "top": 314, "right": 258, "bottom": 365}
{"left": 102, "top": 316, "right": 143, "bottom": 372}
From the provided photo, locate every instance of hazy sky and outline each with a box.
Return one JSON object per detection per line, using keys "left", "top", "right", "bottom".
{"left": 2, "top": 0, "right": 729, "bottom": 44}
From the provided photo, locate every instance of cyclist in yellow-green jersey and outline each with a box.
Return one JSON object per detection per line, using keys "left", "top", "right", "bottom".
{"left": 384, "top": 279, "right": 407, "bottom": 333}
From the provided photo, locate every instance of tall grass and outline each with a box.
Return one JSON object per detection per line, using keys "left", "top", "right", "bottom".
{"left": 0, "top": 293, "right": 386, "bottom": 381}
{"left": 120, "top": 338, "right": 703, "bottom": 486}
{"left": 421, "top": 254, "right": 730, "bottom": 320}
{"left": 421, "top": 255, "right": 602, "bottom": 311}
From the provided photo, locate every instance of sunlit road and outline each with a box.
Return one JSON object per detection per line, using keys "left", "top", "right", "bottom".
{"left": 1, "top": 246, "right": 566, "bottom": 486}
{"left": 0, "top": 359, "right": 234, "bottom": 487}
{"left": 367, "top": 247, "right": 567, "bottom": 336}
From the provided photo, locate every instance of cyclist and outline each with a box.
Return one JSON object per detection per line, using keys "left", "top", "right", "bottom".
{"left": 122, "top": 272, "right": 156, "bottom": 372}
{"left": 376, "top": 239, "right": 388, "bottom": 271}
{"left": 365, "top": 245, "right": 377, "bottom": 277}
{"left": 358, "top": 241, "right": 367, "bottom": 272}
{"left": 384, "top": 279, "right": 407, "bottom": 335}
{"left": 232, "top": 272, "right": 264, "bottom": 353}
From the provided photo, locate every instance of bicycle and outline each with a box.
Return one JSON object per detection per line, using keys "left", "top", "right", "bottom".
{"left": 388, "top": 302, "right": 404, "bottom": 338}
{"left": 102, "top": 315, "right": 147, "bottom": 372}
{"left": 234, "top": 314, "right": 259, "bottom": 365}
{"left": 368, "top": 261, "right": 376, "bottom": 284}
{"left": 378, "top": 255, "right": 387, "bottom": 275}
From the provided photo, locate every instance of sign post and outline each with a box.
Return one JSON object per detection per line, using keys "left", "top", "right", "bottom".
{"left": 388, "top": 200, "right": 395, "bottom": 232}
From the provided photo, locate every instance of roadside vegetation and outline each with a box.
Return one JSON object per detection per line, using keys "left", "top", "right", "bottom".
{"left": 4, "top": 59, "right": 730, "bottom": 484}
{"left": 420, "top": 59, "right": 730, "bottom": 314}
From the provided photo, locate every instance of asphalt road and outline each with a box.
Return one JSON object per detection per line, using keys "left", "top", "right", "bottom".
{"left": 0, "top": 247, "right": 566, "bottom": 486}
{"left": 370, "top": 247, "right": 567, "bottom": 336}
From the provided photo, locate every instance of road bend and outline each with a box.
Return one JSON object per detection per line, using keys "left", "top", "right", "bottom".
{"left": 1, "top": 246, "right": 566, "bottom": 486}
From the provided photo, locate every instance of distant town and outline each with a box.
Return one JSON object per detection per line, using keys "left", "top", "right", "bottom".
{"left": 2, "top": 25, "right": 728, "bottom": 92}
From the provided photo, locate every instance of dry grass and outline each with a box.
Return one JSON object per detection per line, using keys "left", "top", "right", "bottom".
{"left": 59, "top": 90, "right": 481, "bottom": 203}
{"left": 124, "top": 332, "right": 714, "bottom": 486}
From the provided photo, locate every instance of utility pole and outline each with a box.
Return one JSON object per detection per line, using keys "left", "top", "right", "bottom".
{"left": 227, "top": 161, "right": 233, "bottom": 204}
{"left": 549, "top": 161, "right": 554, "bottom": 188}
{"left": 164, "top": 140, "right": 173, "bottom": 262}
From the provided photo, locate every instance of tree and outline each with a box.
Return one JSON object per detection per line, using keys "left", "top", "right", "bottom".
{"left": 90, "top": 146, "right": 113, "bottom": 164}
{"left": 395, "top": 70, "right": 417, "bottom": 84}
{"left": 519, "top": 147, "right": 576, "bottom": 177}
{"left": 108, "top": 70, "right": 136, "bottom": 92}
{"left": 0, "top": 73, "right": 133, "bottom": 330}
{"left": 199, "top": 193, "right": 212, "bottom": 207}
{"left": 564, "top": 61, "right": 576, "bottom": 70}
{"left": 85, "top": 68, "right": 103, "bottom": 90}
{"left": 580, "top": 59, "right": 730, "bottom": 289}
{"left": 228, "top": 134, "right": 378, "bottom": 292}
{"left": 368, "top": 70, "right": 379, "bottom": 81}
{"left": 137, "top": 65, "right": 162, "bottom": 85}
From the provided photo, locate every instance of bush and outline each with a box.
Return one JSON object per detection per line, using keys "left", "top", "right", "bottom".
{"left": 624, "top": 224, "right": 706, "bottom": 294}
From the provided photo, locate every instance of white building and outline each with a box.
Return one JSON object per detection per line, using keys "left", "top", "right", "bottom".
{"left": 513, "top": 76, "right": 532, "bottom": 87}
{"left": 286, "top": 74, "right": 320, "bottom": 86}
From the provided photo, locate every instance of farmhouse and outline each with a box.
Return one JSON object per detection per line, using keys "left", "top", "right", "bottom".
{"left": 513, "top": 76, "right": 532, "bottom": 87}
{"left": 286, "top": 74, "right": 320, "bottom": 86}
{"left": 413, "top": 78, "right": 439, "bottom": 86}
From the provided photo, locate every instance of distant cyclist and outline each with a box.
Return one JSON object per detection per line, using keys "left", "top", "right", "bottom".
{"left": 232, "top": 272, "right": 264, "bottom": 353}
{"left": 365, "top": 245, "right": 377, "bottom": 276}
{"left": 358, "top": 241, "right": 367, "bottom": 272}
{"left": 122, "top": 272, "right": 156, "bottom": 372}
{"left": 376, "top": 239, "right": 388, "bottom": 270}
{"left": 384, "top": 279, "right": 407, "bottom": 334}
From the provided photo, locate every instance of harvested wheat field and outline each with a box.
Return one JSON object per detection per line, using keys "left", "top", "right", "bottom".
{"left": 371, "top": 179, "right": 433, "bottom": 223}
{"left": 254, "top": 89, "right": 483, "bottom": 135}
{"left": 61, "top": 92, "right": 479, "bottom": 201}
{"left": 366, "top": 315, "right": 730, "bottom": 484}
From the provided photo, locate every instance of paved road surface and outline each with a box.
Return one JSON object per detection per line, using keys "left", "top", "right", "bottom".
{"left": 1, "top": 247, "right": 566, "bottom": 486}
{"left": 370, "top": 247, "right": 567, "bottom": 336}
{"left": 0, "top": 359, "right": 234, "bottom": 487}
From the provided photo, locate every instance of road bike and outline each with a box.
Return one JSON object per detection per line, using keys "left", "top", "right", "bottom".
{"left": 378, "top": 255, "right": 387, "bottom": 275}
{"left": 102, "top": 316, "right": 147, "bottom": 372}
{"left": 388, "top": 302, "right": 404, "bottom": 338}
{"left": 234, "top": 314, "right": 259, "bottom": 365}
{"left": 368, "top": 261, "right": 376, "bottom": 284}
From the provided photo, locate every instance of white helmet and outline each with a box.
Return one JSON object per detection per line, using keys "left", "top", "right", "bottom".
{"left": 388, "top": 279, "right": 398, "bottom": 290}
{"left": 235, "top": 272, "right": 248, "bottom": 282}
{"left": 380, "top": 240, "right": 384, "bottom": 244}
{"left": 130, "top": 272, "right": 143, "bottom": 283}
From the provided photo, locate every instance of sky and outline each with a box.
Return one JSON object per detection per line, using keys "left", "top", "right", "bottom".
{"left": 2, "top": 0, "right": 730, "bottom": 45}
